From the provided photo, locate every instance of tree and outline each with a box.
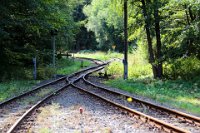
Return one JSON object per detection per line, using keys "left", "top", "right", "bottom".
{"left": 73, "top": 0, "right": 97, "bottom": 51}
{"left": 83, "top": 0, "right": 124, "bottom": 51}
{"left": 0, "top": 0, "right": 82, "bottom": 80}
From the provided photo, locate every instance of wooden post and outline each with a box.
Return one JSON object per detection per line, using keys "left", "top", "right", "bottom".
{"left": 51, "top": 29, "right": 58, "bottom": 68}
{"left": 52, "top": 35, "right": 56, "bottom": 68}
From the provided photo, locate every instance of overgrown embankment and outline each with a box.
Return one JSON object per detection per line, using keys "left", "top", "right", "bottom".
{"left": 76, "top": 51, "right": 200, "bottom": 115}
{"left": 0, "top": 58, "right": 91, "bottom": 102}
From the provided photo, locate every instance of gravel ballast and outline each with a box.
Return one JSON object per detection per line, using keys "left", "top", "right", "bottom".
{"left": 26, "top": 87, "right": 160, "bottom": 133}
{"left": 0, "top": 80, "right": 66, "bottom": 133}
{"left": 85, "top": 76, "right": 200, "bottom": 133}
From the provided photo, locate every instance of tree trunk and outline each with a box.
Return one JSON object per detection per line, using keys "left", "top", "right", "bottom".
{"left": 189, "top": 6, "right": 195, "bottom": 21}
{"left": 141, "top": 0, "right": 157, "bottom": 78}
{"left": 153, "top": 0, "right": 163, "bottom": 78}
{"left": 184, "top": 5, "right": 194, "bottom": 56}
{"left": 185, "top": 4, "right": 191, "bottom": 25}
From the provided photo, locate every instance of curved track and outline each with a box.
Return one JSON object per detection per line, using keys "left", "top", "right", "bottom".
{"left": 0, "top": 57, "right": 103, "bottom": 107}
{"left": 3, "top": 58, "right": 200, "bottom": 133}
{"left": 0, "top": 58, "right": 106, "bottom": 133}
{"left": 5, "top": 61, "right": 108, "bottom": 133}
{"left": 73, "top": 70, "right": 200, "bottom": 133}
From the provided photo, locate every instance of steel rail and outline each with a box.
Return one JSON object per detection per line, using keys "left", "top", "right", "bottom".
{"left": 0, "top": 76, "right": 67, "bottom": 107}
{"left": 6, "top": 63, "right": 108, "bottom": 133}
{"left": 7, "top": 60, "right": 189, "bottom": 133}
{"left": 74, "top": 57, "right": 105, "bottom": 64}
{"left": 0, "top": 58, "right": 106, "bottom": 107}
{"left": 82, "top": 72, "right": 200, "bottom": 127}
{"left": 6, "top": 84, "right": 70, "bottom": 133}
{"left": 71, "top": 83, "right": 189, "bottom": 133}
{"left": 74, "top": 67, "right": 190, "bottom": 133}
{"left": 72, "top": 68, "right": 200, "bottom": 132}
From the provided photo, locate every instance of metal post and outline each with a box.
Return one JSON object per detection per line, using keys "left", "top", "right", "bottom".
{"left": 33, "top": 57, "right": 37, "bottom": 80}
{"left": 124, "top": 0, "right": 128, "bottom": 80}
{"left": 52, "top": 35, "right": 56, "bottom": 68}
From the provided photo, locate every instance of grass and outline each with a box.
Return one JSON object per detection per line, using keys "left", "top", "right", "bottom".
{"left": 22, "top": 88, "right": 54, "bottom": 105}
{"left": 106, "top": 78, "right": 200, "bottom": 115}
{"left": 76, "top": 51, "right": 200, "bottom": 115}
{"left": 36, "top": 103, "right": 60, "bottom": 133}
{"left": 56, "top": 58, "right": 91, "bottom": 75}
{"left": 0, "top": 80, "right": 40, "bottom": 102}
{"left": 75, "top": 51, "right": 152, "bottom": 78}
{"left": 0, "top": 58, "right": 91, "bottom": 103}
{"left": 75, "top": 51, "right": 123, "bottom": 61}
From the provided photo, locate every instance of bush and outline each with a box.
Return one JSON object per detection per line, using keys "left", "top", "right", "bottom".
{"left": 164, "top": 57, "right": 200, "bottom": 80}
{"left": 37, "top": 67, "right": 56, "bottom": 80}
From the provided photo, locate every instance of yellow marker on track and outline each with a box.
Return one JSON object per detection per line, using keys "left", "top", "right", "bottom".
{"left": 127, "top": 97, "right": 133, "bottom": 102}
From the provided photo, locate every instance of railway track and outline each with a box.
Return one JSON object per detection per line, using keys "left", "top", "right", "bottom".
{"left": 74, "top": 57, "right": 105, "bottom": 65}
{"left": 0, "top": 57, "right": 103, "bottom": 107}
{"left": 2, "top": 58, "right": 199, "bottom": 133}
{"left": 0, "top": 77, "right": 67, "bottom": 132}
{"left": 0, "top": 59, "right": 106, "bottom": 133}
{"left": 73, "top": 70, "right": 200, "bottom": 133}
{"left": 6, "top": 63, "right": 163, "bottom": 133}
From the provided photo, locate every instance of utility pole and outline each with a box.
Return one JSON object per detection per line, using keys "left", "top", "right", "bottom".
{"left": 123, "top": 0, "right": 128, "bottom": 80}
{"left": 51, "top": 29, "right": 58, "bottom": 68}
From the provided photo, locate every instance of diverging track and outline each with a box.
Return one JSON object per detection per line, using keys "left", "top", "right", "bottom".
{"left": 3, "top": 57, "right": 200, "bottom": 133}
{"left": 1, "top": 59, "right": 108, "bottom": 133}
{"left": 7, "top": 62, "right": 162, "bottom": 133}
{"left": 72, "top": 69, "right": 200, "bottom": 133}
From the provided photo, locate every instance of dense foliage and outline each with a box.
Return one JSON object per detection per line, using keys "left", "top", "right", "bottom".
{"left": 0, "top": 0, "right": 200, "bottom": 80}
{"left": 83, "top": 0, "right": 124, "bottom": 51}
{"left": 0, "top": 0, "right": 82, "bottom": 81}
{"left": 83, "top": 0, "right": 200, "bottom": 79}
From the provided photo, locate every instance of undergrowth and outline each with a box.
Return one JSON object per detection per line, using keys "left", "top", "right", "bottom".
{"left": 106, "top": 77, "right": 200, "bottom": 115}
{"left": 0, "top": 80, "right": 40, "bottom": 102}
{"left": 0, "top": 58, "right": 91, "bottom": 102}
{"left": 56, "top": 58, "right": 91, "bottom": 75}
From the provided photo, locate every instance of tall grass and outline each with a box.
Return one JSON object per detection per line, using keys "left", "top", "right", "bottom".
{"left": 76, "top": 50, "right": 152, "bottom": 78}
{"left": 75, "top": 51, "right": 123, "bottom": 61}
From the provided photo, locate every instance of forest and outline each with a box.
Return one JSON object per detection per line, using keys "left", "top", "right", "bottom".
{"left": 0, "top": 0, "right": 200, "bottom": 81}
{"left": 1, "top": 2, "right": 200, "bottom": 132}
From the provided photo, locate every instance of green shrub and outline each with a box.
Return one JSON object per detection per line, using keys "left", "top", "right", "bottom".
{"left": 37, "top": 67, "right": 56, "bottom": 80}
{"left": 164, "top": 57, "right": 200, "bottom": 80}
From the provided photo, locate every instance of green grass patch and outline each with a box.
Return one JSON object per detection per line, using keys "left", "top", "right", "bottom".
{"left": 0, "top": 80, "right": 40, "bottom": 102}
{"left": 75, "top": 51, "right": 123, "bottom": 61}
{"left": 56, "top": 58, "right": 91, "bottom": 75}
{"left": 0, "top": 58, "right": 92, "bottom": 102}
{"left": 106, "top": 78, "right": 200, "bottom": 115}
